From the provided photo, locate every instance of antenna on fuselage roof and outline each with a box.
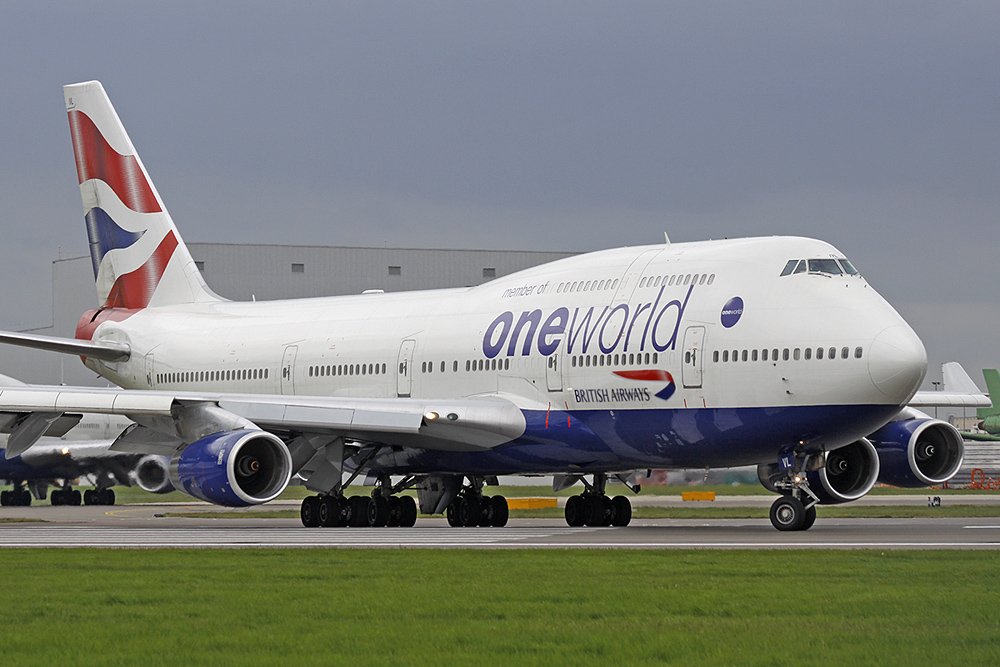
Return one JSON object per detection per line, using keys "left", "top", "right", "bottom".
{"left": 663, "top": 232, "right": 671, "bottom": 245}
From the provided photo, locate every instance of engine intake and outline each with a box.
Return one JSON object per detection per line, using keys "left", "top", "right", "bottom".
{"left": 806, "top": 438, "right": 880, "bottom": 504}
{"left": 133, "top": 455, "right": 174, "bottom": 494}
{"left": 870, "top": 418, "right": 964, "bottom": 487}
{"left": 169, "top": 429, "right": 291, "bottom": 506}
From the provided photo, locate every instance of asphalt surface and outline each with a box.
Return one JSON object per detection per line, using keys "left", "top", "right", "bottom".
{"left": 2, "top": 499, "right": 1000, "bottom": 549}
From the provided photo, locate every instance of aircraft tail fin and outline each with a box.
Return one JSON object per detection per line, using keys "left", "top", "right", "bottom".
{"left": 63, "top": 81, "right": 219, "bottom": 309}
{"left": 978, "top": 369, "right": 1000, "bottom": 418}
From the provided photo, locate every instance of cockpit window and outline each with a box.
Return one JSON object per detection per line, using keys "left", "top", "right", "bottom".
{"left": 780, "top": 260, "right": 797, "bottom": 276}
{"left": 839, "top": 259, "right": 859, "bottom": 275}
{"left": 793, "top": 260, "right": 806, "bottom": 274}
{"left": 808, "top": 259, "right": 842, "bottom": 275}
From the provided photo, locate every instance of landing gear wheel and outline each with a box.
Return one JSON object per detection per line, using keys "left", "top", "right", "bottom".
{"left": 457, "top": 494, "right": 481, "bottom": 527}
{"left": 799, "top": 504, "right": 817, "bottom": 531}
{"left": 586, "top": 495, "right": 612, "bottom": 527}
{"left": 50, "top": 490, "right": 63, "bottom": 506}
{"left": 398, "top": 496, "right": 418, "bottom": 527}
{"left": 478, "top": 496, "right": 495, "bottom": 527}
{"left": 349, "top": 496, "right": 370, "bottom": 527}
{"left": 1, "top": 490, "right": 10, "bottom": 506}
{"left": 68, "top": 489, "right": 81, "bottom": 506}
{"left": 770, "top": 495, "right": 805, "bottom": 531}
{"left": 565, "top": 495, "right": 586, "bottom": 527}
{"left": 610, "top": 495, "right": 632, "bottom": 527}
{"left": 103, "top": 489, "right": 115, "bottom": 506}
{"left": 18, "top": 489, "right": 33, "bottom": 506}
{"left": 301, "top": 496, "right": 320, "bottom": 527}
{"left": 367, "top": 495, "right": 390, "bottom": 527}
{"left": 387, "top": 497, "right": 402, "bottom": 527}
{"left": 84, "top": 489, "right": 96, "bottom": 506}
{"left": 490, "top": 495, "right": 509, "bottom": 527}
{"left": 446, "top": 500, "right": 461, "bottom": 527}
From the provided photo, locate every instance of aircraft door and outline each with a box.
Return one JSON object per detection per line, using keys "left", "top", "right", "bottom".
{"left": 144, "top": 353, "right": 154, "bottom": 388}
{"left": 397, "top": 339, "right": 416, "bottom": 397}
{"left": 281, "top": 345, "right": 298, "bottom": 395}
{"left": 546, "top": 346, "right": 562, "bottom": 392}
{"left": 681, "top": 326, "right": 705, "bottom": 389}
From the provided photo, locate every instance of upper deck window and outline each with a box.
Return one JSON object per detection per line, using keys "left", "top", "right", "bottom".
{"left": 808, "top": 259, "right": 843, "bottom": 275}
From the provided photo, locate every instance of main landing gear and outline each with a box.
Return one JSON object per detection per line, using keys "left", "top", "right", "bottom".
{"left": 299, "top": 474, "right": 419, "bottom": 528}
{"left": 563, "top": 473, "right": 632, "bottom": 527}
{"left": 445, "top": 478, "right": 509, "bottom": 528}
{"left": 0, "top": 483, "right": 31, "bottom": 506}
{"left": 83, "top": 488, "right": 116, "bottom": 506}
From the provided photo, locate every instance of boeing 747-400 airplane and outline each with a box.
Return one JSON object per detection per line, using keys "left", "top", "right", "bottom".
{"left": 0, "top": 81, "right": 966, "bottom": 530}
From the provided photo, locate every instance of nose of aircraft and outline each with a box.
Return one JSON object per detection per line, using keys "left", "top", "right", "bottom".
{"left": 868, "top": 324, "right": 927, "bottom": 401}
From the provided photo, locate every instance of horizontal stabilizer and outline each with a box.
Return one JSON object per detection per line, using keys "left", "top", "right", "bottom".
{"left": 0, "top": 330, "right": 130, "bottom": 362}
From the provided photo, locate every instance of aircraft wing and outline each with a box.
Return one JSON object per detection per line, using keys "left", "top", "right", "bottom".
{"left": 0, "top": 384, "right": 527, "bottom": 458}
{"left": 909, "top": 362, "right": 992, "bottom": 408}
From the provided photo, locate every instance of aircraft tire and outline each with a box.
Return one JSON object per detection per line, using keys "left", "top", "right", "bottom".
{"left": 799, "top": 504, "right": 817, "bottom": 531}
{"left": 84, "top": 489, "right": 96, "bottom": 505}
{"left": 301, "top": 496, "right": 319, "bottom": 527}
{"left": 490, "top": 495, "right": 509, "bottom": 527}
{"left": 0, "top": 490, "right": 9, "bottom": 506}
{"left": 68, "top": 489, "right": 81, "bottom": 506}
{"left": 386, "top": 496, "right": 402, "bottom": 527}
{"left": 610, "top": 495, "right": 632, "bottom": 527}
{"left": 769, "top": 495, "right": 805, "bottom": 531}
{"left": 565, "top": 495, "right": 586, "bottom": 527}
{"left": 367, "top": 495, "right": 390, "bottom": 527}
{"left": 458, "top": 494, "right": 481, "bottom": 527}
{"left": 349, "top": 496, "right": 369, "bottom": 527}
{"left": 18, "top": 489, "right": 32, "bottom": 506}
{"left": 398, "top": 496, "right": 418, "bottom": 527}
{"left": 446, "top": 500, "right": 461, "bottom": 527}
{"left": 104, "top": 489, "right": 115, "bottom": 506}
{"left": 478, "top": 496, "right": 495, "bottom": 527}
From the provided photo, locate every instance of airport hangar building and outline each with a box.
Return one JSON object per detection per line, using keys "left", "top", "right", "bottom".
{"left": 2, "top": 244, "right": 575, "bottom": 388}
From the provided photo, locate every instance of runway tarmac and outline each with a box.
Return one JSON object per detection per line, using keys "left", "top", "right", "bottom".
{"left": 2, "top": 502, "right": 1000, "bottom": 549}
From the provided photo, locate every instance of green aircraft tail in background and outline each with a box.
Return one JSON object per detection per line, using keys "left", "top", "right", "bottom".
{"left": 976, "top": 369, "right": 1000, "bottom": 434}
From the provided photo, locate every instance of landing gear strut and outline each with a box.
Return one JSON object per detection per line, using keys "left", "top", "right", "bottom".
{"left": 563, "top": 473, "right": 632, "bottom": 527}
{"left": 445, "top": 477, "right": 509, "bottom": 528}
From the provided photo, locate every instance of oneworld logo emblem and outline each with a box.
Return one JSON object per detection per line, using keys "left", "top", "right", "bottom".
{"left": 721, "top": 297, "right": 744, "bottom": 328}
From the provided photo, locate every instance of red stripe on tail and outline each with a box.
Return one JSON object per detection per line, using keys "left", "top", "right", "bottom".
{"left": 103, "top": 231, "right": 179, "bottom": 309}
{"left": 68, "top": 110, "right": 161, "bottom": 214}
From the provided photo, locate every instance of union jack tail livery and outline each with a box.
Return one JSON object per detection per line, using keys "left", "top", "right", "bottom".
{"left": 64, "top": 81, "right": 217, "bottom": 309}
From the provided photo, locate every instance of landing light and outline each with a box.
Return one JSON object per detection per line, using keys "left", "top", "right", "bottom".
{"left": 424, "top": 411, "right": 439, "bottom": 421}
{"left": 61, "top": 447, "right": 70, "bottom": 455}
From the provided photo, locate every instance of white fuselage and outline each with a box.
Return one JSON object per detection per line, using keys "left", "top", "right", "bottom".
{"left": 80, "top": 236, "right": 926, "bottom": 473}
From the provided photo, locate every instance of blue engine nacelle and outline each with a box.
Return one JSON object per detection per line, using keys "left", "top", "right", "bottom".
{"left": 870, "top": 418, "right": 964, "bottom": 488}
{"left": 169, "top": 430, "right": 292, "bottom": 507}
{"left": 806, "top": 438, "right": 880, "bottom": 505}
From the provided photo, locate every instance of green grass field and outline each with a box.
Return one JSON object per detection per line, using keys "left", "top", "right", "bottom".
{"left": 0, "top": 549, "right": 996, "bottom": 666}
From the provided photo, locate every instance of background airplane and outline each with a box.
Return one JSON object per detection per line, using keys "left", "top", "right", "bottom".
{"left": 0, "top": 374, "right": 172, "bottom": 506}
{"left": 0, "top": 81, "right": 969, "bottom": 532}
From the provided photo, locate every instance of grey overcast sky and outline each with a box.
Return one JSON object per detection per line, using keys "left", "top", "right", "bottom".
{"left": 0, "top": 2, "right": 997, "bottom": 389}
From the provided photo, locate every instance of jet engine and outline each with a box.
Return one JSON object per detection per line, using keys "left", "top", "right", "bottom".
{"left": 806, "top": 438, "right": 880, "bottom": 505}
{"left": 168, "top": 429, "right": 292, "bottom": 507}
{"left": 133, "top": 455, "right": 174, "bottom": 494}
{"left": 870, "top": 418, "right": 964, "bottom": 487}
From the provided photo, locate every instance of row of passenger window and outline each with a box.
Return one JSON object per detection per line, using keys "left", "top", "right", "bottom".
{"left": 639, "top": 273, "right": 715, "bottom": 289}
{"left": 572, "top": 352, "right": 658, "bottom": 368}
{"left": 713, "top": 346, "right": 864, "bottom": 363}
{"left": 780, "top": 258, "right": 860, "bottom": 277}
{"left": 309, "top": 363, "right": 387, "bottom": 377}
{"left": 158, "top": 368, "right": 269, "bottom": 384}
{"left": 556, "top": 278, "right": 618, "bottom": 294}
